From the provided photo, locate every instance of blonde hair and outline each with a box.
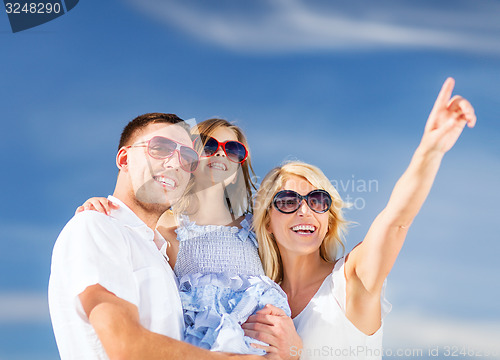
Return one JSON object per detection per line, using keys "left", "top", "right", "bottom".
{"left": 173, "top": 118, "right": 257, "bottom": 217}
{"left": 253, "top": 161, "right": 349, "bottom": 283}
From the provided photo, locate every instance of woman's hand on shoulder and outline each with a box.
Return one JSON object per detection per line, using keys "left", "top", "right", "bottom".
{"left": 75, "top": 197, "right": 119, "bottom": 216}
{"left": 242, "top": 304, "right": 302, "bottom": 360}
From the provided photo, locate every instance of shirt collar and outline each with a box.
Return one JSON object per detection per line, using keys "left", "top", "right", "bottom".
{"left": 107, "top": 195, "right": 150, "bottom": 229}
{"left": 107, "top": 196, "right": 166, "bottom": 246}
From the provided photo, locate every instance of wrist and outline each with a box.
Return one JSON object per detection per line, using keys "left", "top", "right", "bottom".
{"left": 414, "top": 142, "right": 445, "bottom": 162}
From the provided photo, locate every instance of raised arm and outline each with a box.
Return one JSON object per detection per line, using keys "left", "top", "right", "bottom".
{"left": 345, "top": 78, "right": 476, "bottom": 332}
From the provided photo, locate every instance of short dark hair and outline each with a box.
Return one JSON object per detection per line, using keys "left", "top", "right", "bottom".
{"left": 118, "top": 113, "right": 190, "bottom": 150}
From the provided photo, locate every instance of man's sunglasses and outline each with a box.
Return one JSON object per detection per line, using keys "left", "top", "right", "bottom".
{"left": 125, "top": 136, "right": 199, "bottom": 173}
{"left": 273, "top": 190, "right": 332, "bottom": 214}
{"left": 194, "top": 135, "right": 248, "bottom": 164}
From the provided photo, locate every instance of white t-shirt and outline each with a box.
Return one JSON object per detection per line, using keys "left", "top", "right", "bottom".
{"left": 292, "top": 257, "right": 392, "bottom": 360}
{"left": 48, "top": 196, "right": 184, "bottom": 360}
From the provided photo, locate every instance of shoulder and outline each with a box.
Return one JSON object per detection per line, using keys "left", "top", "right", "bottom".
{"left": 54, "top": 211, "right": 129, "bottom": 257}
{"left": 333, "top": 256, "right": 346, "bottom": 273}
{"left": 241, "top": 212, "right": 253, "bottom": 227}
{"left": 61, "top": 211, "right": 121, "bottom": 239}
{"left": 325, "top": 257, "right": 345, "bottom": 290}
{"left": 342, "top": 244, "right": 362, "bottom": 282}
{"left": 329, "top": 256, "right": 347, "bottom": 304}
{"left": 68, "top": 210, "right": 115, "bottom": 226}
{"left": 238, "top": 213, "right": 258, "bottom": 247}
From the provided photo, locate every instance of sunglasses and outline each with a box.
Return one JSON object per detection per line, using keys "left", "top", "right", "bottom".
{"left": 273, "top": 189, "right": 332, "bottom": 214}
{"left": 126, "top": 136, "right": 199, "bottom": 173}
{"left": 194, "top": 135, "right": 248, "bottom": 163}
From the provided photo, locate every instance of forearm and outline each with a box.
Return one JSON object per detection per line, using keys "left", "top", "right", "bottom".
{"left": 349, "top": 145, "right": 445, "bottom": 291}
{"left": 91, "top": 303, "right": 260, "bottom": 360}
{"left": 345, "top": 146, "right": 445, "bottom": 328}
{"left": 347, "top": 78, "right": 475, "bottom": 296}
{"left": 136, "top": 333, "right": 261, "bottom": 360}
{"left": 381, "top": 144, "right": 444, "bottom": 228}
{"left": 83, "top": 285, "right": 260, "bottom": 360}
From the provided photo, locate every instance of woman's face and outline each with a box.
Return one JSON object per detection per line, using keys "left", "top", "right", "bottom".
{"left": 268, "top": 175, "right": 329, "bottom": 259}
{"left": 193, "top": 127, "right": 240, "bottom": 189}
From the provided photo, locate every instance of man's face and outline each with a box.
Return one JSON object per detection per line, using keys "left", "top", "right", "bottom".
{"left": 125, "top": 123, "right": 193, "bottom": 211}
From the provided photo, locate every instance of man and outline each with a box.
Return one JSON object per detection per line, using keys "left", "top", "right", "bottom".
{"left": 49, "top": 113, "right": 269, "bottom": 359}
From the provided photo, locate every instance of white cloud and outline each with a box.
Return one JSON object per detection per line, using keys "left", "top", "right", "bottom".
{"left": 0, "top": 292, "right": 50, "bottom": 323}
{"left": 126, "top": 0, "right": 500, "bottom": 54}
{"left": 385, "top": 308, "right": 500, "bottom": 357}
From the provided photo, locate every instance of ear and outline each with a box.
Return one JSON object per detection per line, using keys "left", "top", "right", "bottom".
{"left": 116, "top": 147, "right": 129, "bottom": 171}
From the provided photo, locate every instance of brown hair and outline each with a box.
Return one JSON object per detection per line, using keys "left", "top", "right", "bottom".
{"left": 118, "top": 113, "right": 189, "bottom": 150}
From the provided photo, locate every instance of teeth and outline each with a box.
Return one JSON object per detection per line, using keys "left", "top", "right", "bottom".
{"left": 291, "top": 225, "right": 316, "bottom": 232}
{"left": 154, "top": 176, "right": 175, "bottom": 187}
{"left": 208, "top": 162, "right": 227, "bottom": 171}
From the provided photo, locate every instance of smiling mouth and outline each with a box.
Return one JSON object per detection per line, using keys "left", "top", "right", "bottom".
{"left": 208, "top": 162, "right": 227, "bottom": 171}
{"left": 291, "top": 225, "right": 317, "bottom": 234}
{"left": 153, "top": 176, "right": 177, "bottom": 189}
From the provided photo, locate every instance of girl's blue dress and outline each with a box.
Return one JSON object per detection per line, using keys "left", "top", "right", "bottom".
{"left": 174, "top": 213, "right": 291, "bottom": 354}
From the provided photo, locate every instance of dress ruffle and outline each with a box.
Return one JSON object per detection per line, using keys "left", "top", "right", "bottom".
{"left": 174, "top": 213, "right": 287, "bottom": 354}
{"left": 178, "top": 272, "right": 290, "bottom": 354}
{"left": 176, "top": 213, "right": 258, "bottom": 248}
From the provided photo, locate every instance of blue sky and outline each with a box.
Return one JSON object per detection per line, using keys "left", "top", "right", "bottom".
{"left": 1, "top": 0, "right": 500, "bottom": 358}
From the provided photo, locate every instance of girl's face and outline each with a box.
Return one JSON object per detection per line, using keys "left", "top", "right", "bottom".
{"left": 268, "top": 175, "right": 329, "bottom": 259}
{"left": 194, "top": 127, "right": 240, "bottom": 188}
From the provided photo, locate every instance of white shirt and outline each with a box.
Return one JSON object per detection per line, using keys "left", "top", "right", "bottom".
{"left": 292, "top": 257, "right": 392, "bottom": 360}
{"left": 48, "top": 196, "right": 184, "bottom": 360}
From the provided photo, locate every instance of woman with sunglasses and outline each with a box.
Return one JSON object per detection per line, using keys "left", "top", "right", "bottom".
{"left": 243, "top": 78, "right": 476, "bottom": 360}
{"left": 78, "top": 118, "right": 297, "bottom": 356}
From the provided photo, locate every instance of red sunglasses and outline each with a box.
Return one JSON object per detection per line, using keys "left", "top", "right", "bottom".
{"left": 194, "top": 135, "right": 248, "bottom": 163}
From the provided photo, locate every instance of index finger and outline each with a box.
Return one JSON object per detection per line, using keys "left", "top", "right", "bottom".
{"left": 246, "top": 313, "right": 276, "bottom": 326}
{"left": 433, "top": 77, "right": 455, "bottom": 112}
{"left": 255, "top": 304, "right": 287, "bottom": 316}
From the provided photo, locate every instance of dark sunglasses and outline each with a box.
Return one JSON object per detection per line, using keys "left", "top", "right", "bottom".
{"left": 194, "top": 135, "right": 248, "bottom": 164}
{"left": 126, "top": 136, "right": 199, "bottom": 173}
{"left": 273, "top": 189, "right": 332, "bottom": 214}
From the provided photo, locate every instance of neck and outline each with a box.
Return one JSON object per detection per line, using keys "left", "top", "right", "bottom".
{"left": 191, "top": 182, "right": 234, "bottom": 226}
{"left": 280, "top": 250, "right": 334, "bottom": 298}
{"left": 112, "top": 189, "right": 164, "bottom": 230}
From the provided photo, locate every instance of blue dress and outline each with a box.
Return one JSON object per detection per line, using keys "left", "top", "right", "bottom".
{"left": 174, "top": 213, "right": 291, "bottom": 354}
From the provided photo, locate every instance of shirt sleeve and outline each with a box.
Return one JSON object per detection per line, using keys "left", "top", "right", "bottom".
{"left": 51, "top": 211, "right": 139, "bottom": 307}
